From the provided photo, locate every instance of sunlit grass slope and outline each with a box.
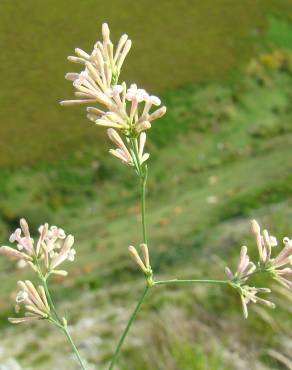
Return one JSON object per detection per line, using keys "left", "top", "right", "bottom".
{"left": 0, "top": 41, "right": 291, "bottom": 368}
{"left": 0, "top": 1, "right": 292, "bottom": 166}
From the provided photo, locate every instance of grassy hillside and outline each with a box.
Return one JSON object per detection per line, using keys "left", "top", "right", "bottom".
{"left": 0, "top": 35, "right": 291, "bottom": 369}
{"left": 0, "top": 1, "right": 292, "bottom": 166}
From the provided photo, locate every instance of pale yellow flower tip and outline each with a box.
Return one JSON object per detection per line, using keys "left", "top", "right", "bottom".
{"left": 251, "top": 219, "right": 261, "bottom": 235}
{"left": 102, "top": 23, "right": 110, "bottom": 42}
{"left": 140, "top": 243, "right": 150, "bottom": 268}
{"left": 20, "top": 218, "right": 30, "bottom": 237}
{"left": 128, "top": 245, "right": 147, "bottom": 273}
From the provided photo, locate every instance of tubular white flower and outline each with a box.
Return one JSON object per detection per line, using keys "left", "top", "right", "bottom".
{"left": 50, "top": 235, "right": 75, "bottom": 269}
{"left": 61, "top": 23, "right": 166, "bottom": 140}
{"left": 9, "top": 281, "right": 50, "bottom": 324}
{"left": 138, "top": 132, "right": 150, "bottom": 165}
{"left": 128, "top": 244, "right": 152, "bottom": 276}
{"left": 249, "top": 221, "right": 292, "bottom": 289}
{"left": 109, "top": 148, "right": 133, "bottom": 165}
{"left": 225, "top": 245, "right": 255, "bottom": 283}
{"left": 0, "top": 246, "right": 33, "bottom": 261}
{"left": 0, "top": 220, "right": 76, "bottom": 276}
{"left": 239, "top": 286, "right": 275, "bottom": 319}
{"left": 107, "top": 129, "right": 133, "bottom": 165}
{"left": 128, "top": 245, "right": 147, "bottom": 273}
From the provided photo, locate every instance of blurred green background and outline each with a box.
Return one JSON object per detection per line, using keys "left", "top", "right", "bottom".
{"left": 0, "top": 1, "right": 292, "bottom": 369}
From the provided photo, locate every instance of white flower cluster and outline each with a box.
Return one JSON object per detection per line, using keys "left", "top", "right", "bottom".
{"left": 9, "top": 280, "right": 50, "bottom": 324}
{"left": 0, "top": 219, "right": 76, "bottom": 276}
{"left": 225, "top": 220, "right": 292, "bottom": 318}
{"left": 61, "top": 23, "right": 166, "bottom": 168}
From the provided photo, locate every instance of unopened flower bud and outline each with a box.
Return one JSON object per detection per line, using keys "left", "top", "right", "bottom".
{"left": 102, "top": 23, "right": 110, "bottom": 42}
{"left": 140, "top": 244, "right": 150, "bottom": 268}
{"left": 128, "top": 245, "right": 147, "bottom": 273}
{"left": 251, "top": 219, "right": 261, "bottom": 235}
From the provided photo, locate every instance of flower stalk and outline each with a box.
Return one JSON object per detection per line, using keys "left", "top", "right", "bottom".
{"left": 108, "top": 286, "right": 150, "bottom": 370}
{"left": 140, "top": 166, "right": 148, "bottom": 245}
{"left": 0, "top": 219, "right": 87, "bottom": 369}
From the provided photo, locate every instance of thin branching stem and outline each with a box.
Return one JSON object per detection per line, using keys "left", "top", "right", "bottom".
{"left": 140, "top": 166, "right": 148, "bottom": 244}
{"left": 108, "top": 286, "right": 150, "bottom": 370}
{"left": 109, "top": 136, "right": 230, "bottom": 369}
{"left": 154, "top": 278, "right": 229, "bottom": 286}
{"left": 45, "top": 281, "right": 87, "bottom": 370}
{"left": 42, "top": 278, "right": 62, "bottom": 323}
{"left": 49, "top": 315, "right": 87, "bottom": 370}
{"left": 62, "top": 325, "right": 87, "bottom": 370}
{"left": 35, "top": 260, "right": 87, "bottom": 370}
{"left": 109, "top": 145, "right": 150, "bottom": 369}
{"left": 129, "top": 136, "right": 148, "bottom": 244}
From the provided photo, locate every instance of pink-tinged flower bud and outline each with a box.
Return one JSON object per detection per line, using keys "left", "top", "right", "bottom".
{"left": 102, "top": 23, "right": 110, "bottom": 42}
{"left": 116, "top": 40, "right": 132, "bottom": 70}
{"left": 239, "top": 285, "right": 275, "bottom": 319}
{"left": 140, "top": 244, "right": 150, "bottom": 268}
{"left": 65, "top": 73, "right": 79, "bottom": 81}
{"left": 0, "top": 246, "right": 32, "bottom": 261}
{"left": 114, "top": 34, "right": 129, "bottom": 63}
{"left": 240, "top": 295, "right": 248, "bottom": 319}
{"left": 225, "top": 244, "right": 253, "bottom": 282}
{"left": 51, "top": 270, "right": 68, "bottom": 276}
{"left": 67, "top": 56, "right": 86, "bottom": 64}
{"left": 225, "top": 267, "right": 234, "bottom": 280}
{"left": 9, "top": 281, "right": 50, "bottom": 324}
{"left": 50, "top": 235, "right": 75, "bottom": 269}
{"left": 9, "top": 228, "right": 21, "bottom": 243}
{"left": 60, "top": 99, "right": 96, "bottom": 106}
{"left": 136, "top": 121, "right": 152, "bottom": 133}
{"left": 128, "top": 246, "right": 147, "bottom": 273}
{"left": 109, "top": 149, "right": 133, "bottom": 165}
{"left": 251, "top": 219, "right": 261, "bottom": 235}
{"left": 237, "top": 246, "right": 249, "bottom": 273}
{"left": 128, "top": 244, "right": 152, "bottom": 275}
{"left": 8, "top": 317, "right": 40, "bottom": 324}
{"left": 86, "top": 107, "right": 105, "bottom": 117}
{"left": 148, "top": 106, "right": 167, "bottom": 122}
{"left": 107, "top": 128, "right": 126, "bottom": 148}
{"left": 75, "top": 48, "right": 90, "bottom": 60}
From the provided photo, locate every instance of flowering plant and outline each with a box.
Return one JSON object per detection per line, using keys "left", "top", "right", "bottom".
{"left": 0, "top": 23, "right": 291, "bottom": 370}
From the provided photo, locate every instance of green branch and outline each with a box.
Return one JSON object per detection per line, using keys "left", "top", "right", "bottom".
{"left": 154, "top": 278, "right": 229, "bottom": 286}
{"left": 108, "top": 286, "right": 149, "bottom": 370}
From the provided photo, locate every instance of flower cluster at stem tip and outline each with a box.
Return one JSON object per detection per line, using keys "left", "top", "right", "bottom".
{"left": 225, "top": 219, "right": 292, "bottom": 318}
{"left": 61, "top": 23, "right": 166, "bottom": 176}
{"left": 0, "top": 219, "right": 76, "bottom": 323}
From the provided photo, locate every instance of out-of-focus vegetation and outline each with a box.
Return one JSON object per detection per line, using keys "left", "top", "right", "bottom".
{"left": 0, "top": 4, "right": 292, "bottom": 370}
{"left": 0, "top": 0, "right": 292, "bottom": 166}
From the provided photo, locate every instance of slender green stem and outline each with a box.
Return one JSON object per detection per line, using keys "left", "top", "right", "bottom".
{"left": 62, "top": 325, "right": 87, "bottom": 370}
{"left": 108, "top": 140, "right": 149, "bottom": 369}
{"left": 46, "top": 284, "right": 87, "bottom": 370}
{"left": 140, "top": 167, "right": 148, "bottom": 244}
{"left": 42, "top": 278, "right": 62, "bottom": 323}
{"left": 108, "top": 286, "right": 149, "bottom": 370}
{"left": 36, "top": 261, "right": 87, "bottom": 370}
{"left": 128, "top": 137, "right": 148, "bottom": 244}
{"left": 154, "top": 278, "right": 229, "bottom": 286}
